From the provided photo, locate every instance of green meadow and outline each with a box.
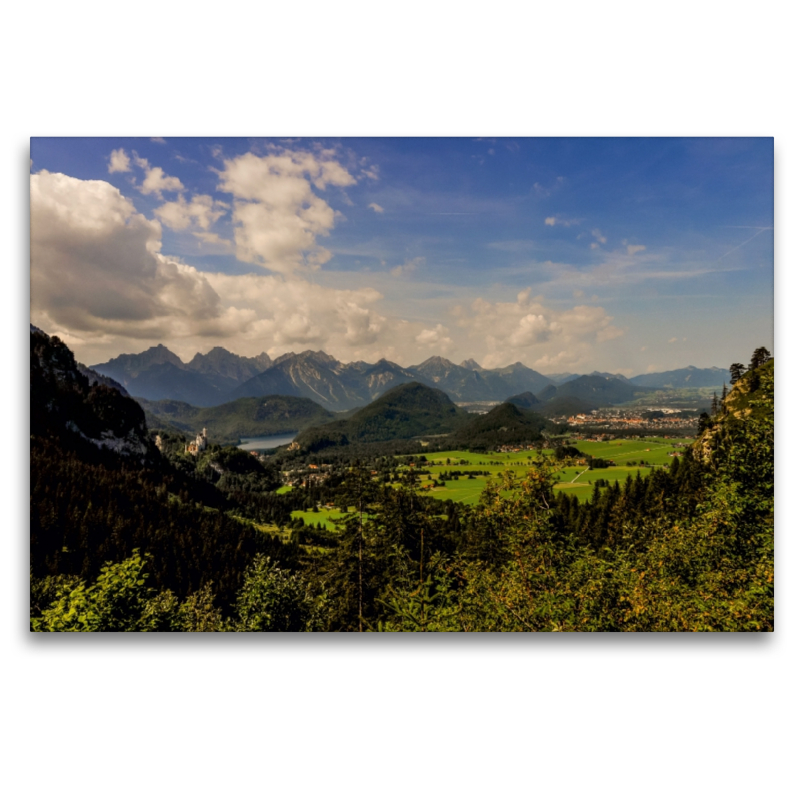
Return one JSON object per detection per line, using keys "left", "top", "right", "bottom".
{"left": 291, "top": 507, "right": 357, "bottom": 530}
{"left": 410, "top": 438, "right": 694, "bottom": 506}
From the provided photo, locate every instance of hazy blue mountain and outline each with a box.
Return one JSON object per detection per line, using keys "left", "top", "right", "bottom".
{"left": 538, "top": 374, "right": 641, "bottom": 406}
{"left": 408, "top": 356, "right": 554, "bottom": 402}
{"left": 94, "top": 343, "right": 184, "bottom": 376}
{"left": 227, "top": 351, "right": 417, "bottom": 411}
{"left": 409, "top": 356, "right": 512, "bottom": 401}
{"left": 92, "top": 345, "right": 272, "bottom": 407}
{"left": 544, "top": 372, "right": 581, "bottom": 385}
{"left": 589, "top": 370, "right": 632, "bottom": 383}
{"left": 484, "top": 362, "right": 554, "bottom": 396}
{"left": 630, "top": 366, "right": 729, "bottom": 389}
{"left": 91, "top": 345, "right": 225, "bottom": 406}
{"left": 186, "top": 347, "right": 272, "bottom": 383}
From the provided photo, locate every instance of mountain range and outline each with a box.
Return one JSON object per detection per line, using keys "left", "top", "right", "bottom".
{"left": 89, "top": 342, "right": 729, "bottom": 412}
{"left": 628, "top": 366, "right": 730, "bottom": 389}
{"left": 91, "top": 345, "right": 273, "bottom": 407}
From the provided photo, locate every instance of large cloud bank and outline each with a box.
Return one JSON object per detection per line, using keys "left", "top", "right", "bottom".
{"left": 30, "top": 147, "right": 624, "bottom": 370}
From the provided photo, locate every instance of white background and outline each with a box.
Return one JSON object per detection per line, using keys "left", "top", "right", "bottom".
{"left": 4, "top": 2, "right": 796, "bottom": 798}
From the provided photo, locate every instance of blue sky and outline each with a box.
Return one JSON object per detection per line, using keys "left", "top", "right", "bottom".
{"left": 30, "top": 136, "right": 773, "bottom": 374}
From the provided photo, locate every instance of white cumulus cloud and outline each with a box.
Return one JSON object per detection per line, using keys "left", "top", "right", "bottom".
{"left": 108, "top": 149, "right": 131, "bottom": 173}
{"left": 216, "top": 148, "right": 357, "bottom": 275}
{"left": 30, "top": 170, "right": 234, "bottom": 348}
{"left": 155, "top": 194, "right": 229, "bottom": 231}
{"left": 415, "top": 324, "right": 453, "bottom": 351}
{"left": 452, "top": 287, "right": 624, "bottom": 369}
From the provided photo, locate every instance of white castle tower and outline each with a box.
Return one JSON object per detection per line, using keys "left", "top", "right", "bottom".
{"left": 186, "top": 428, "right": 208, "bottom": 454}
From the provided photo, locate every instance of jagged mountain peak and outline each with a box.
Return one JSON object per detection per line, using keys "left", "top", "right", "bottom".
{"left": 274, "top": 350, "right": 339, "bottom": 367}
{"left": 92, "top": 343, "right": 184, "bottom": 373}
{"left": 416, "top": 355, "right": 458, "bottom": 368}
{"left": 460, "top": 358, "right": 482, "bottom": 370}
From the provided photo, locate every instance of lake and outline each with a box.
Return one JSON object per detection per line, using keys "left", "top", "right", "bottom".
{"left": 237, "top": 433, "right": 297, "bottom": 451}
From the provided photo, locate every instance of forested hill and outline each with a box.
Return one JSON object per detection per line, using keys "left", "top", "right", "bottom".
{"left": 139, "top": 394, "right": 335, "bottom": 444}
{"left": 446, "top": 402, "right": 554, "bottom": 449}
{"left": 295, "top": 382, "right": 469, "bottom": 452}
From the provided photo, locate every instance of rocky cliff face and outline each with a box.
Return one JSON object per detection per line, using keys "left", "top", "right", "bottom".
{"left": 31, "top": 327, "right": 155, "bottom": 461}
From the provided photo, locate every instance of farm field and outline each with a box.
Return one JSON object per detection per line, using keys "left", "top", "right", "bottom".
{"left": 569, "top": 438, "right": 693, "bottom": 465}
{"left": 552, "top": 465, "right": 665, "bottom": 501}
{"left": 410, "top": 439, "right": 694, "bottom": 506}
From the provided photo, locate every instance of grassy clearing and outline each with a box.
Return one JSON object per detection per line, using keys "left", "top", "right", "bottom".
{"left": 291, "top": 507, "right": 357, "bottom": 530}
{"left": 230, "top": 515, "right": 293, "bottom": 542}
{"left": 276, "top": 485, "right": 293, "bottom": 494}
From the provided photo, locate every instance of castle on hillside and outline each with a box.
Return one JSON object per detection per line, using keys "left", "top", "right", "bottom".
{"left": 186, "top": 428, "right": 208, "bottom": 455}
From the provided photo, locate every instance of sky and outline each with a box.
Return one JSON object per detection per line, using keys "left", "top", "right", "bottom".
{"left": 29, "top": 137, "right": 773, "bottom": 375}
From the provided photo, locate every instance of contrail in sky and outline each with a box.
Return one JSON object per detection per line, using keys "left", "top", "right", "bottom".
{"left": 717, "top": 227, "right": 773, "bottom": 261}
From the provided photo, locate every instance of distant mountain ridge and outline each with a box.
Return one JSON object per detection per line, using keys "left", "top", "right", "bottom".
{"left": 537, "top": 374, "right": 643, "bottom": 406}
{"left": 91, "top": 345, "right": 274, "bottom": 406}
{"left": 629, "top": 366, "right": 729, "bottom": 389}
{"left": 87, "top": 338, "right": 730, "bottom": 411}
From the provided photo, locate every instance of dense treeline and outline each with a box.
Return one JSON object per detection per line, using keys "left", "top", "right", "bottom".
{"left": 30, "top": 437, "right": 296, "bottom": 611}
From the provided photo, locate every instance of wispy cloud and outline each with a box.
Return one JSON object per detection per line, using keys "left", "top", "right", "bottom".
{"left": 391, "top": 256, "right": 425, "bottom": 278}
{"left": 486, "top": 240, "right": 539, "bottom": 253}
{"left": 545, "top": 216, "right": 581, "bottom": 227}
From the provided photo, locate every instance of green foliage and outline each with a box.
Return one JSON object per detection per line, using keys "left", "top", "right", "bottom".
{"left": 31, "top": 551, "right": 179, "bottom": 632}
{"left": 236, "top": 556, "right": 325, "bottom": 631}
{"left": 447, "top": 402, "right": 552, "bottom": 449}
